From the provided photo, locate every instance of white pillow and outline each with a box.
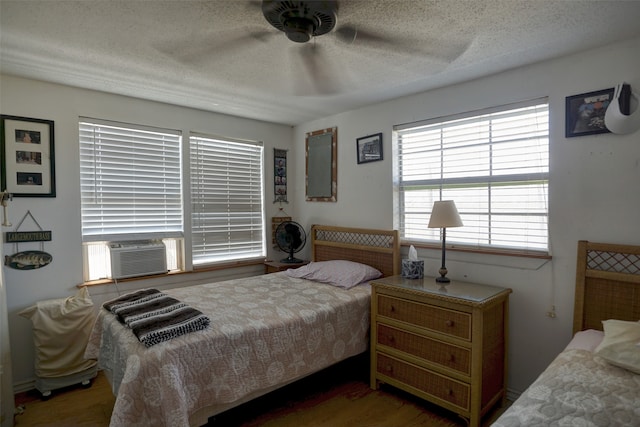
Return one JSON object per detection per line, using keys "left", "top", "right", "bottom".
{"left": 594, "top": 319, "right": 640, "bottom": 374}
{"left": 285, "top": 260, "right": 382, "bottom": 289}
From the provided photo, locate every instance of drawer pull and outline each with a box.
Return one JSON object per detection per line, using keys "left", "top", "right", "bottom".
{"left": 445, "top": 320, "right": 454, "bottom": 327}
{"left": 447, "top": 388, "right": 453, "bottom": 396}
{"left": 390, "top": 305, "right": 396, "bottom": 312}
{"left": 388, "top": 335, "right": 395, "bottom": 342}
{"left": 448, "top": 354, "right": 455, "bottom": 362}
{"left": 385, "top": 364, "right": 393, "bottom": 373}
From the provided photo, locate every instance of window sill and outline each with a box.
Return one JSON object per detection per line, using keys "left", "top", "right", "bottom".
{"left": 79, "top": 257, "right": 265, "bottom": 287}
{"left": 401, "top": 240, "right": 552, "bottom": 260}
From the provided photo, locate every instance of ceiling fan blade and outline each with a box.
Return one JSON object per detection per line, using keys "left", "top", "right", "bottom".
{"left": 335, "top": 24, "right": 468, "bottom": 64}
{"left": 295, "top": 42, "right": 344, "bottom": 95}
{"left": 245, "top": 0, "right": 263, "bottom": 12}
{"left": 334, "top": 25, "right": 368, "bottom": 45}
{"left": 156, "top": 28, "right": 276, "bottom": 64}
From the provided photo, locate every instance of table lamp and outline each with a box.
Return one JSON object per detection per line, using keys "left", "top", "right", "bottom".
{"left": 428, "top": 200, "right": 463, "bottom": 283}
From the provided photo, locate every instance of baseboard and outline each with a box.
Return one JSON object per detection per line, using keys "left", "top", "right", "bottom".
{"left": 13, "top": 378, "right": 35, "bottom": 394}
{"left": 506, "top": 387, "right": 521, "bottom": 403}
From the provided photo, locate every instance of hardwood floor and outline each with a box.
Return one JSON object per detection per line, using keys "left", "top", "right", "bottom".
{"left": 13, "top": 372, "right": 115, "bottom": 427}
{"left": 13, "top": 356, "right": 508, "bottom": 426}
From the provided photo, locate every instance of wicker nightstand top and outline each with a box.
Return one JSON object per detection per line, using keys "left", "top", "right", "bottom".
{"left": 372, "top": 275, "right": 511, "bottom": 306}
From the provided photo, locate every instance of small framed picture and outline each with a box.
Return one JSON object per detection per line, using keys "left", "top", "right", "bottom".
{"left": 1, "top": 115, "right": 56, "bottom": 197}
{"left": 356, "top": 133, "right": 383, "bottom": 164}
{"left": 565, "top": 88, "right": 614, "bottom": 138}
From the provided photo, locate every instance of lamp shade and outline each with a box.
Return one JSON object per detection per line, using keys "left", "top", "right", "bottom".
{"left": 427, "top": 200, "right": 463, "bottom": 228}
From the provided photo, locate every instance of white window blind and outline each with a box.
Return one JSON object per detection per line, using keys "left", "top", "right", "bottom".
{"left": 190, "top": 133, "right": 265, "bottom": 265}
{"left": 394, "top": 99, "right": 549, "bottom": 253}
{"left": 79, "top": 120, "right": 183, "bottom": 242}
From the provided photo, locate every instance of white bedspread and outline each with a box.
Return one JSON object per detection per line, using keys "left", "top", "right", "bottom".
{"left": 85, "top": 272, "right": 371, "bottom": 427}
{"left": 492, "top": 330, "right": 640, "bottom": 426}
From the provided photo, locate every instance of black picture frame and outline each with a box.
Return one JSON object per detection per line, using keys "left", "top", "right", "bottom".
{"left": 273, "top": 148, "right": 288, "bottom": 203}
{"left": 356, "top": 133, "right": 383, "bottom": 164}
{"left": 565, "top": 88, "right": 614, "bottom": 138}
{"left": 0, "top": 115, "right": 56, "bottom": 197}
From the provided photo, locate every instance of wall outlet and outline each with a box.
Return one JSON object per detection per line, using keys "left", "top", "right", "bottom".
{"left": 546, "top": 305, "right": 557, "bottom": 318}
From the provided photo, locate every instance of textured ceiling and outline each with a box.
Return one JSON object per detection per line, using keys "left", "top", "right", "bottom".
{"left": 2, "top": 0, "right": 640, "bottom": 126}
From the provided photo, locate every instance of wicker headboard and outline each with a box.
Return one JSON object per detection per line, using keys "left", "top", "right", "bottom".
{"left": 573, "top": 240, "right": 640, "bottom": 334}
{"left": 310, "top": 225, "right": 400, "bottom": 277}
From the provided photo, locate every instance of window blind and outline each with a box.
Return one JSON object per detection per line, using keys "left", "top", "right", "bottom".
{"left": 190, "top": 133, "right": 265, "bottom": 265}
{"left": 394, "top": 99, "right": 549, "bottom": 253}
{"left": 79, "top": 120, "right": 183, "bottom": 242}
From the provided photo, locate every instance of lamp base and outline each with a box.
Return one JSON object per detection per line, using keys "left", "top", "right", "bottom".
{"left": 436, "top": 267, "right": 450, "bottom": 283}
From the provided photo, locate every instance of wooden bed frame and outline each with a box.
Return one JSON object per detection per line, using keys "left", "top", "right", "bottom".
{"left": 573, "top": 240, "right": 640, "bottom": 333}
{"left": 310, "top": 224, "right": 400, "bottom": 276}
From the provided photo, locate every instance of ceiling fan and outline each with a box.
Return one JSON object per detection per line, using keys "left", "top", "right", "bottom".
{"left": 261, "top": 0, "right": 360, "bottom": 45}
{"left": 160, "top": 1, "right": 465, "bottom": 95}
{"left": 258, "top": 0, "right": 352, "bottom": 94}
{"left": 262, "top": 0, "right": 339, "bottom": 43}
{"left": 258, "top": 0, "right": 453, "bottom": 94}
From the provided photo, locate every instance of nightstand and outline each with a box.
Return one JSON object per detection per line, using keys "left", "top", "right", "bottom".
{"left": 370, "top": 275, "right": 511, "bottom": 427}
{"left": 264, "top": 260, "right": 309, "bottom": 274}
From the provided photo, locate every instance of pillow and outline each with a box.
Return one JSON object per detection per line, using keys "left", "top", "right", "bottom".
{"left": 594, "top": 319, "right": 640, "bottom": 374}
{"left": 285, "top": 260, "right": 382, "bottom": 289}
{"left": 565, "top": 329, "right": 604, "bottom": 352}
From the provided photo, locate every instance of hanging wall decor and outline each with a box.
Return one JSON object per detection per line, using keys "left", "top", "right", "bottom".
{"left": 4, "top": 210, "right": 53, "bottom": 270}
{"left": 356, "top": 132, "right": 383, "bottom": 164}
{"left": 604, "top": 82, "right": 639, "bottom": 135}
{"left": 0, "top": 115, "right": 56, "bottom": 197}
{"left": 274, "top": 148, "right": 288, "bottom": 203}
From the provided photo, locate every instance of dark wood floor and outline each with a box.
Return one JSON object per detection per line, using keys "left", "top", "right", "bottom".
{"left": 13, "top": 356, "right": 508, "bottom": 426}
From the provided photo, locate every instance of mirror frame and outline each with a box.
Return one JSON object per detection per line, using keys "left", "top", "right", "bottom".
{"left": 305, "top": 127, "right": 337, "bottom": 202}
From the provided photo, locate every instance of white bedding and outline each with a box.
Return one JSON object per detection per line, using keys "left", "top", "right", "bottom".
{"left": 492, "top": 330, "right": 640, "bottom": 426}
{"left": 85, "top": 272, "right": 372, "bottom": 427}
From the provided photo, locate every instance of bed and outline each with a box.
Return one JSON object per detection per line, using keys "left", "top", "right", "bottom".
{"left": 492, "top": 240, "right": 640, "bottom": 426}
{"left": 85, "top": 225, "right": 400, "bottom": 427}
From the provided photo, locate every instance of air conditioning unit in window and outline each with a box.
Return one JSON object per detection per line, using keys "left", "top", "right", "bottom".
{"left": 109, "top": 241, "right": 167, "bottom": 279}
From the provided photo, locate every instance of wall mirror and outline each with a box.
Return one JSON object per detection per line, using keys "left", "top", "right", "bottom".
{"left": 305, "top": 127, "right": 337, "bottom": 202}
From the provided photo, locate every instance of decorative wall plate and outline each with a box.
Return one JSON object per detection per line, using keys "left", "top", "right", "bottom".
{"left": 4, "top": 250, "right": 52, "bottom": 270}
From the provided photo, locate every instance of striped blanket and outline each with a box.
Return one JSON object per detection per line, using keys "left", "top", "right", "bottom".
{"left": 103, "top": 288, "right": 210, "bottom": 347}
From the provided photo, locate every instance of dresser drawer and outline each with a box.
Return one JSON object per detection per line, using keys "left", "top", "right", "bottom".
{"left": 377, "top": 323, "right": 470, "bottom": 375}
{"left": 377, "top": 294, "right": 471, "bottom": 340}
{"left": 376, "top": 353, "right": 470, "bottom": 411}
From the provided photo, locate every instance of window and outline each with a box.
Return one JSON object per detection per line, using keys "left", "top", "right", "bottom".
{"left": 79, "top": 119, "right": 183, "bottom": 280}
{"left": 79, "top": 121, "right": 266, "bottom": 281}
{"left": 394, "top": 99, "right": 549, "bottom": 253}
{"left": 190, "top": 133, "right": 265, "bottom": 265}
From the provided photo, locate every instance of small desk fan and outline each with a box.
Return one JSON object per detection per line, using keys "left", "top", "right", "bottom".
{"left": 275, "top": 221, "right": 306, "bottom": 263}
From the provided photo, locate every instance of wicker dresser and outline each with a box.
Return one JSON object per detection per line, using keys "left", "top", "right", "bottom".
{"left": 370, "top": 276, "right": 511, "bottom": 427}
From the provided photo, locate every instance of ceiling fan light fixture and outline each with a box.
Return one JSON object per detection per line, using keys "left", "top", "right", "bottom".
{"left": 283, "top": 17, "right": 315, "bottom": 43}
{"left": 262, "top": 0, "right": 338, "bottom": 43}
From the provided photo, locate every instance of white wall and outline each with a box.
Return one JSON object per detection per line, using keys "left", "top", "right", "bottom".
{"left": 0, "top": 77, "right": 294, "bottom": 389}
{"left": 292, "top": 36, "right": 640, "bottom": 395}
